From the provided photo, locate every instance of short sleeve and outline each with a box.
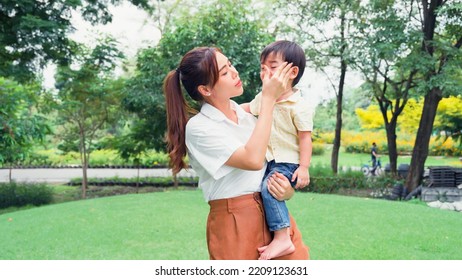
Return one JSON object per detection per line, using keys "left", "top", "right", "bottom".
{"left": 293, "top": 100, "right": 315, "bottom": 132}
{"left": 249, "top": 92, "right": 262, "bottom": 116}
{"left": 186, "top": 119, "right": 242, "bottom": 180}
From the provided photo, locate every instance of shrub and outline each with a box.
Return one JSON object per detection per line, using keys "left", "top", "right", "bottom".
{"left": 142, "top": 151, "right": 170, "bottom": 166}
{"left": 67, "top": 176, "right": 198, "bottom": 187}
{"left": 342, "top": 130, "right": 461, "bottom": 157}
{"left": 430, "top": 137, "right": 462, "bottom": 156}
{"left": 310, "top": 164, "right": 335, "bottom": 177}
{"left": 315, "top": 131, "right": 335, "bottom": 144}
{"left": 0, "top": 182, "right": 54, "bottom": 209}
{"left": 300, "top": 164, "right": 398, "bottom": 196}
{"left": 303, "top": 175, "right": 367, "bottom": 194}
{"left": 342, "top": 131, "right": 388, "bottom": 153}
{"left": 312, "top": 143, "right": 325, "bottom": 156}
{"left": 89, "top": 149, "right": 124, "bottom": 166}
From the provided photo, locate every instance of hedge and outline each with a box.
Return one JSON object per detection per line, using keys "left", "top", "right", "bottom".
{"left": 0, "top": 182, "right": 54, "bottom": 209}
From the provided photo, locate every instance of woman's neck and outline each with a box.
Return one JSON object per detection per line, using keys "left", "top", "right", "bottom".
{"left": 210, "top": 99, "right": 238, "bottom": 124}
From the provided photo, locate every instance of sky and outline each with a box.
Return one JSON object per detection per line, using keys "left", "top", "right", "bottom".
{"left": 69, "top": 3, "right": 160, "bottom": 57}
{"left": 43, "top": 3, "right": 159, "bottom": 89}
{"left": 43, "top": 2, "right": 363, "bottom": 105}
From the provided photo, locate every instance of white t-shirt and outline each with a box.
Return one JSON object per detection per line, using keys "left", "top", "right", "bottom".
{"left": 185, "top": 101, "right": 265, "bottom": 202}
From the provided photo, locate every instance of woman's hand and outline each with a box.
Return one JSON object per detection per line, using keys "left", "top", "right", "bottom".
{"left": 267, "top": 172, "right": 294, "bottom": 201}
{"left": 261, "top": 62, "right": 293, "bottom": 101}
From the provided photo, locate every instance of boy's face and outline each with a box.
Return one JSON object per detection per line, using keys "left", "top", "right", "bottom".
{"left": 260, "top": 52, "right": 285, "bottom": 81}
{"left": 260, "top": 52, "right": 297, "bottom": 85}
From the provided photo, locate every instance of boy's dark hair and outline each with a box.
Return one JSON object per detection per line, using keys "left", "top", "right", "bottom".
{"left": 260, "top": 40, "right": 306, "bottom": 86}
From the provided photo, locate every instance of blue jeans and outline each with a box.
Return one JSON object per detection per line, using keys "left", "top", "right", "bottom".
{"left": 261, "top": 160, "right": 299, "bottom": 232}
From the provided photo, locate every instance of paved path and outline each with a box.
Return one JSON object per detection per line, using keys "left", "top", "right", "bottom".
{"left": 0, "top": 168, "right": 197, "bottom": 184}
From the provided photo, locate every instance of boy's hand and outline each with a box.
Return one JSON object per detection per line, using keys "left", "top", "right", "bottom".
{"left": 292, "top": 166, "right": 310, "bottom": 189}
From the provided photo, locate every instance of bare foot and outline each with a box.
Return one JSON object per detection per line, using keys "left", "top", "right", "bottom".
{"left": 258, "top": 228, "right": 295, "bottom": 260}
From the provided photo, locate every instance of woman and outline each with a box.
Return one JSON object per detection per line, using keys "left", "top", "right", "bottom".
{"left": 163, "top": 47, "right": 309, "bottom": 260}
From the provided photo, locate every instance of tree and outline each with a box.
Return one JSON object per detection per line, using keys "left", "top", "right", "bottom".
{"left": 356, "top": 98, "right": 424, "bottom": 135}
{"left": 55, "top": 38, "right": 124, "bottom": 198}
{"left": 406, "top": 0, "right": 462, "bottom": 192}
{"left": 112, "top": 131, "right": 151, "bottom": 190}
{"left": 0, "top": 0, "right": 152, "bottom": 83}
{"left": 277, "top": 0, "right": 362, "bottom": 174}
{"left": 0, "top": 77, "right": 51, "bottom": 181}
{"left": 350, "top": 0, "right": 425, "bottom": 175}
{"left": 122, "top": 0, "right": 274, "bottom": 154}
{"left": 353, "top": 96, "right": 462, "bottom": 139}
{"left": 349, "top": 0, "right": 462, "bottom": 182}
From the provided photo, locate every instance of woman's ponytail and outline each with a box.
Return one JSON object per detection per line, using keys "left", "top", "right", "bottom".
{"left": 163, "top": 47, "right": 220, "bottom": 174}
{"left": 163, "top": 70, "right": 191, "bottom": 175}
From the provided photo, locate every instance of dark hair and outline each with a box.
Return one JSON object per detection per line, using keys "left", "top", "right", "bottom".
{"left": 163, "top": 47, "right": 221, "bottom": 174}
{"left": 260, "top": 40, "right": 306, "bottom": 86}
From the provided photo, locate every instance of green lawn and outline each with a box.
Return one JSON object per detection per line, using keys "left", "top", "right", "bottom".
{"left": 1, "top": 190, "right": 461, "bottom": 260}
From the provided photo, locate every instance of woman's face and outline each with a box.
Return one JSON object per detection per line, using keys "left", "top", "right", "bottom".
{"left": 210, "top": 52, "right": 243, "bottom": 99}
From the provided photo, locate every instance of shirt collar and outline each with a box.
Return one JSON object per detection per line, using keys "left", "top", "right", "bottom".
{"left": 278, "top": 88, "right": 302, "bottom": 103}
{"left": 200, "top": 100, "right": 245, "bottom": 122}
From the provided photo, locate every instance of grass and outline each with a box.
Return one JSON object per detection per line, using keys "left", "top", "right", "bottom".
{"left": 0, "top": 189, "right": 208, "bottom": 259}
{"left": 1, "top": 190, "right": 461, "bottom": 260}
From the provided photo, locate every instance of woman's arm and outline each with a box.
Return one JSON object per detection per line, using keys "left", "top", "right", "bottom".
{"left": 226, "top": 62, "right": 293, "bottom": 170}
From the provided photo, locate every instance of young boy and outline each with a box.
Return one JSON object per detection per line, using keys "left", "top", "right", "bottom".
{"left": 241, "top": 40, "right": 314, "bottom": 260}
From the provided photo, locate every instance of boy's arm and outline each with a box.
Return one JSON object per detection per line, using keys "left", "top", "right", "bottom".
{"left": 292, "top": 131, "right": 312, "bottom": 189}
{"left": 241, "top": 93, "right": 262, "bottom": 115}
{"left": 299, "top": 131, "right": 312, "bottom": 169}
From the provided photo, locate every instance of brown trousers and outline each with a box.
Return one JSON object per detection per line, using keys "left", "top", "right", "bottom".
{"left": 207, "top": 192, "right": 309, "bottom": 260}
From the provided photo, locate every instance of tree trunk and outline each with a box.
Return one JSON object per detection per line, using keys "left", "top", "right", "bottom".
{"left": 79, "top": 125, "right": 88, "bottom": 199}
{"left": 385, "top": 121, "right": 398, "bottom": 175}
{"left": 405, "top": 0, "right": 443, "bottom": 192}
{"left": 331, "top": 81, "right": 344, "bottom": 174}
{"left": 173, "top": 173, "right": 178, "bottom": 188}
{"left": 405, "top": 88, "right": 442, "bottom": 192}
{"left": 331, "top": 13, "right": 347, "bottom": 174}
{"left": 8, "top": 167, "right": 12, "bottom": 183}
{"left": 136, "top": 164, "right": 140, "bottom": 193}
{"left": 82, "top": 151, "right": 88, "bottom": 199}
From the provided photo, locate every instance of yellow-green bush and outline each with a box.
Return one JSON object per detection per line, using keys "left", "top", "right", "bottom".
{"left": 315, "top": 131, "right": 335, "bottom": 144}
{"left": 430, "top": 137, "right": 462, "bottom": 156}
{"left": 89, "top": 149, "right": 125, "bottom": 166}
{"left": 32, "top": 149, "right": 80, "bottom": 166}
{"left": 26, "top": 149, "right": 172, "bottom": 167}
{"left": 312, "top": 143, "right": 325, "bottom": 156}
{"left": 342, "top": 130, "right": 461, "bottom": 156}
{"left": 342, "top": 131, "right": 387, "bottom": 153}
